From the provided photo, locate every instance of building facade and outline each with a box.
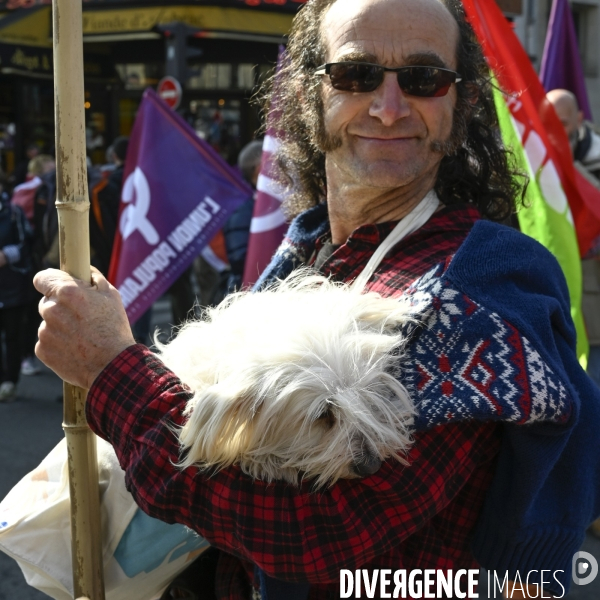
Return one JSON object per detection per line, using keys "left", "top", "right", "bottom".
{"left": 0, "top": 0, "right": 304, "bottom": 174}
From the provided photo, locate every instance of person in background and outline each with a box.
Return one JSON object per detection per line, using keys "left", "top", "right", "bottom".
{"left": 11, "top": 154, "right": 55, "bottom": 230}
{"left": 12, "top": 154, "right": 55, "bottom": 377}
{"left": 0, "top": 181, "right": 33, "bottom": 401}
{"left": 12, "top": 142, "right": 40, "bottom": 188}
{"left": 89, "top": 136, "right": 129, "bottom": 276}
{"left": 547, "top": 89, "right": 600, "bottom": 386}
{"left": 548, "top": 89, "right": 600, "bottom": 541}
{"left": 546, "top": 88, "right": 600, "bottom": 179}
{"left": 222, "top": 139, "right": 263, "bottom": 293}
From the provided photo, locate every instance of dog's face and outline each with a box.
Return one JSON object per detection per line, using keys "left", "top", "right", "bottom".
{"left": 157, "top": 272, "right": 416, "bottom": 488}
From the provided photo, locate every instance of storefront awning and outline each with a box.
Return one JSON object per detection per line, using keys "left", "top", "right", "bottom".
{"left": 0, "top": 6, "right": 51, "bottom": 47}
{"left": 0, "top": 3, "right": 297, "bottom": 47}
{"left": 0, "top": 0, "right": 305, "bottom": 13}
{"left": 81, "top": 5, "right": 295, "bottom": 40}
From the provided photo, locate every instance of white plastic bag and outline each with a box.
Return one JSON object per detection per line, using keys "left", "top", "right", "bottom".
{"left": 0, "top": 437, "right": 209, "bottom": 600}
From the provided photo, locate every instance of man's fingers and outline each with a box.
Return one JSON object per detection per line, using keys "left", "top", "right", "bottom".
{"left": 34, "top": 268, "right": 93, "bottom": 298}
{"left": 33, "top": 268, "right": 65, "bottom": 297}
{"left": 90, "top": 266, "right": 112, "bottom": 293}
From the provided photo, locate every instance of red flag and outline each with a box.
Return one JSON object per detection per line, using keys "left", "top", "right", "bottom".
{"left": 462, "top": 0, "right": 600, "bottom": 256}
{"left": 242, "top": 48, "right": 289, "bottom": 287}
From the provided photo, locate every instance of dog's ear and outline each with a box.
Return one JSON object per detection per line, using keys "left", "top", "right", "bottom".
{"left": 351, "top": 442, "right": 382, "bottom": 477}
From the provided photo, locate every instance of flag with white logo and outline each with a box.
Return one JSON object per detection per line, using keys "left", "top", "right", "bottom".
{"left": 108, "top": 88, "right": 252, "bottom": 323}
{"left": 462, "top": 0, "right": 600, "bottom": 363}
{"left": 242, "top": 47, "right": 289, "bottom": 287}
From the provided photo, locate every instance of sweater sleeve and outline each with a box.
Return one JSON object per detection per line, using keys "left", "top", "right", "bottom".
{"left": 86, "top": 344, "right": 500, "bottom": 584}
{"left": 443, "top": 220, "right": 600, "bottom": 596}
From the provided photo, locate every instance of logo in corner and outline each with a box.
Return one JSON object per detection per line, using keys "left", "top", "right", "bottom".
{"left": 573, "top": 551, "right": 598, "bottom": 585}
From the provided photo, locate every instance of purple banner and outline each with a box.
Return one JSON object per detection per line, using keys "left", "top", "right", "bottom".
{"left": 540, "top": 0, "right": 593, "bottom": 121}
{"left": 109, "top": 88, "right": 252, "bottom": 323}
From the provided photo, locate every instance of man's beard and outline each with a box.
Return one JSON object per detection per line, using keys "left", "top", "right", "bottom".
{"left": 316, "top": 121, "right": 343, "bottom": 153}
{"left": 431, "top": 103, "right": 468, "bottom": 155}
{"left": 316, "top": 102, "right": 468, "bottom": 157}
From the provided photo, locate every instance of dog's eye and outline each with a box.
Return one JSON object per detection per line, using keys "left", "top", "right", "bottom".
{"left": 317, "top": 405, "right": 335, "bottom": 428}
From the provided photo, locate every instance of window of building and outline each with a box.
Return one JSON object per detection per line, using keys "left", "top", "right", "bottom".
{"left": 237, "top": 64, "right": 256, "bottom": 90}
{"left": 115, "top": 63, "right": 165, "bottom": 89}
{"left": 496, "top": 0, "right": 523, "bottom": 16}
{"left": 187, "top": 64, "right": 233, "bottom": 90}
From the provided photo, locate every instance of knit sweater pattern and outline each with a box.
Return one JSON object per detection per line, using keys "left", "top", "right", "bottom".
{"left": 256, "top": 202, "right": 600, "bottom": 595}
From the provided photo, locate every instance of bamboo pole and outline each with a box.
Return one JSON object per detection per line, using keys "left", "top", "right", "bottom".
{"left": 52, "top": 0, "right": 105, "bottom": 598}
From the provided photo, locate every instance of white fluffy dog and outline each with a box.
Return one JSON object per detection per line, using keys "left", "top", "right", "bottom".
{"left": 156, "top": 271, "right": 416, "bottom": 488}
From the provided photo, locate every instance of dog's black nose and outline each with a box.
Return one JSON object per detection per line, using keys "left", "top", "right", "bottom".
{"left": 351, "top": 453, "right": 382, "bottom": 477}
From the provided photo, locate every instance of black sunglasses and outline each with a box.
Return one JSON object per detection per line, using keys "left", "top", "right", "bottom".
{"left": 314, "top": 62, "right": 462, "bottom": 97}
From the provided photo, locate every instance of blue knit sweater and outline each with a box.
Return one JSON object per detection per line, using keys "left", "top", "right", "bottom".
{"left": 256, "top": 204, "right": 600, "bottom": 597}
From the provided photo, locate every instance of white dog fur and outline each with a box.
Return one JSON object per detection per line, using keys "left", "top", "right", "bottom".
{"left": 155, "top": 270, "right": 416, "bottom": 488}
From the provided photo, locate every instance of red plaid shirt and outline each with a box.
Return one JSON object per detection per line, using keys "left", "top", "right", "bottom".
{"left": 87, "top": 204, "right": 502, "bottom": 600}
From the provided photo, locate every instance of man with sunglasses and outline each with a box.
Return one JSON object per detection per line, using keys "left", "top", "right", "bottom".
{"left": 33, "top": 0, "right": 600, "bottom": 599}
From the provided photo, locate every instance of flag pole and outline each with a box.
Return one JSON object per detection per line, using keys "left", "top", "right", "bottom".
{"left": 52, "top": 0, "right": 105, "bottom": 598}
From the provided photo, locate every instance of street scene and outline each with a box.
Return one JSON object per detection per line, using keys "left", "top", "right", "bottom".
{"left": 3, "top": 0, "right": 600, "bottom": 599}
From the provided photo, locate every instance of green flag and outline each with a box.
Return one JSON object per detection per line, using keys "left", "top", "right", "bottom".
{"left": 494, "top": 87, "right": 588, "bottom": 365}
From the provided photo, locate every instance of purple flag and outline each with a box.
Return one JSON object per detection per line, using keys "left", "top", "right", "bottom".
{"left": 540, "top": 0, "right": 593, "bottom": 120}
{"left": 108, "top": 88, "right": 252, "bottom": 323}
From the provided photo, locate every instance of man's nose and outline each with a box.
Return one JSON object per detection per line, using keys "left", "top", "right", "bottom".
{"left": 368, "top": 72, "right": 411, "bottom": 125}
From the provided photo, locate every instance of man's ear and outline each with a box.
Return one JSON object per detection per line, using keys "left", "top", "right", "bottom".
{"left": 577, "top": 109, "right": 584, "bottom": 128}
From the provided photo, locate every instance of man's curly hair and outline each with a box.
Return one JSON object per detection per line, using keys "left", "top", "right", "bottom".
{"left": 265, "top": 0, "right": 526, "bottom": 222}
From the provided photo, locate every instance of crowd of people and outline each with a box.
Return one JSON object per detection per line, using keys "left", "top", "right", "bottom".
{"left": 0, "top": 133, "right": 263, "bottom": 401}
{"left": 0, "top": 148, "right": 56, "bottom": 402}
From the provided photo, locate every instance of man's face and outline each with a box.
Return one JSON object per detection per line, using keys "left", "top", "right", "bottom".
{"left": 549, "top": 97, "right": 582, "bottom": 153}
{"left": 319, "top": 0, "right": 460, "bottom": 191}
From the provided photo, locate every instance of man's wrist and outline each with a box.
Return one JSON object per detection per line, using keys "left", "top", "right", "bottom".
{"left": 86, "top": 344, "right": 172, "bottom": 454}
{"left": 87, "top": 341, "right": 140, "bottom": 390}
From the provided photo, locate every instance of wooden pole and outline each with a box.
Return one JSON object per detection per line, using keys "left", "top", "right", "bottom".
{"left": 52, "top": 1, "right": 105, "bottom": 598}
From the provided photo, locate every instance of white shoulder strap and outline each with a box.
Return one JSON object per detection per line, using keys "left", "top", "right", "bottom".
{"left": 350, "top": 190, "right": 440, "bottom": 291}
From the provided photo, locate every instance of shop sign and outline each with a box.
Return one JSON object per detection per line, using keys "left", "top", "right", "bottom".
{"left": 0, "top": 43, "right": 52, "bottom": 74}
{"left": 82, "top": 6, "right": 294, "bottom": 37}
